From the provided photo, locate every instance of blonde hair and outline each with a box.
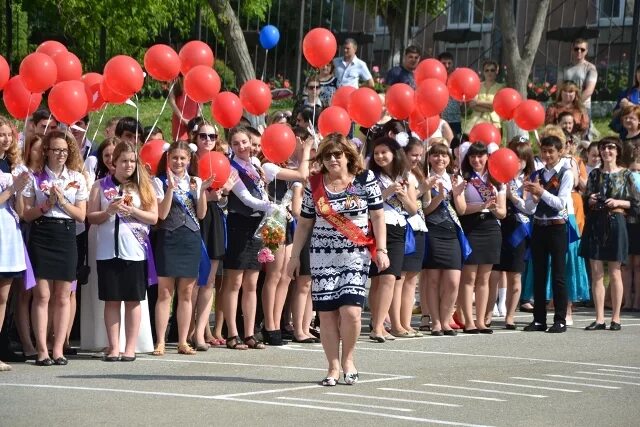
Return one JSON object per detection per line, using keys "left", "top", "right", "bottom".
{"left": 111, "top": 141, "right": 155, "bottom": 210}
{"left": 0, "top": 115, "right": 22, "bottom": 169}
{"left": 539, "top": 125, "right": 566, "bottom": 148}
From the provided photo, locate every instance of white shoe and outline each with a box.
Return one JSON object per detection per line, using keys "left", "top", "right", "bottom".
{"left": 492, "top": 304, "right": 499, "bottom": 316}
{"left": 566, "top": 318, "right": 574, "bottom": 326}
{"left": 498, "top": 304, "right": 507, "bottom": 317}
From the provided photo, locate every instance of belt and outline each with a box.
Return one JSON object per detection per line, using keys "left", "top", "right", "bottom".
{"left": 610, "top": 208, "right": 626, "bottom": 215}
{"left": 533, "top": 218, "right": 566, "bottom": 226}
{"left": 34, "top": 216, "right": 74, "bottom": 225}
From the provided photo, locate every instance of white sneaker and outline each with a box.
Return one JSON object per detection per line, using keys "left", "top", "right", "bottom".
{"left": 498, "top": 304, "right": 507, "bottom": 317}
{"left": 492, "top": 304, "right": 499, "bottom": 316}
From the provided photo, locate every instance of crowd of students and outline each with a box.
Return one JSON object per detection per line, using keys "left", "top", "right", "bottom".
{"left": 0, "top": 42, "right": 639, "bottom": 386}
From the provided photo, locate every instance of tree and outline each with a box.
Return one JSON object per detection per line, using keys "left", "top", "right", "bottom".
{"left": 497, "top": 0, "right": 551, "bottom": 97}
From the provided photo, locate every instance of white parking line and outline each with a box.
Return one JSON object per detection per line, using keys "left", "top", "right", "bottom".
{"left": 222, "top": 396, "right": 493, "bottom": 427}
{"left": 422, "top": 383, "right": 547, "bottom": 398}
{"left": 325, "top": 392, "right": 461, "bottom": 407}
{"left": 545, "top": 374, "right": 640, "bottom": 386}
{"left": 597, "top": 368, "right": 640, "bottom": 376}
{"left": 378, "top": 387, "right": 506, "bottom": 402}
{"left": 578, "top": 370, "right": 640, "bottom": 379}
{"left": 277, "top": 396, "right": 414, "bottom": 412}
{"left": 469, "top": 380, "right": 582, "bottom": 393}
{"left": 509, "top": 376, "right": 620, "bottom": 390}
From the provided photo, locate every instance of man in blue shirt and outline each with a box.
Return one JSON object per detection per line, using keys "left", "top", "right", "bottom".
{"left": 333, "top": 38, "right": 375, "bottom": 89}
{"left": 385, "top": 46, "right": 421, "bottom": 89}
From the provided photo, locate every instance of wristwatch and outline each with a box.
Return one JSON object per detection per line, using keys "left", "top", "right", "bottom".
{"left": 377, "top": 248, "right": 388, "bottom": 254}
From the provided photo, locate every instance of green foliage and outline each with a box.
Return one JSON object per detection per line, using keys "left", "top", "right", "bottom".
{"left": 0, "top": 2, "right": 31, "bottom": 68}
{"left": 215, "top": 59, "right": 237, "bottom": 91}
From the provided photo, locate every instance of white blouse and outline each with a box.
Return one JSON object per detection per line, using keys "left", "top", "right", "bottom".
{"left": 378, "top": 173, "right": 408, "bottom": 227}
{"left": 406, "top": 172, "right": 427, "bottom": 232}
{"left": 0, "top": 172, "right": 26, "bottom": 272}
{"left": 463, "top": 171, "right": 504, "bottom": 212}
{"left": 152, "top": 172, "right": 202, "bottom": 200}
{"left": 22, "top": 165, "right": 88, "bottom": 219}
{"left": 229, "top": 157, "right": 271, "bottom": 213}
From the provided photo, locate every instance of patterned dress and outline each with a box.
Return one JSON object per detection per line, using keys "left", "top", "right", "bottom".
{"left": 300, "top": 170, "right": 383, "bottom": 311}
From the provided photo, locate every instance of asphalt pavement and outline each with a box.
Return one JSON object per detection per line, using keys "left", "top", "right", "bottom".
{"left": 1, "top": 308, "right": 639, "bottom": 426}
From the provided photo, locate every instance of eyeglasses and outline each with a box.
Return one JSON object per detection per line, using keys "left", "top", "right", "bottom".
{"left": 307, "top": 85, "right": 320, "bottom": 90}
{"left": 48, "top": 148, "right": 69, "bottom": 155}
{"left": 322, "top": 151, "right": 344, "bottom": 161}
{"left": 484, "top": 68, "right": 497, "bottom": 72}
{"left": 198, "top": 133, "right": 217, "bottom": 141}
{"left": 599, "top": 144, "right": 617, "bottom": 151}
{"left": 573, "top": 47, "right": 587, "bottom": 52}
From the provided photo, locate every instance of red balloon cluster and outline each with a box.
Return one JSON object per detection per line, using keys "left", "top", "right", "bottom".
{"left": 36, "top": 40, "right": 67, "bottom": 58}
{"left": 386, "top": 83, "right": 415, "bottom": 120}
{"left": 488, "top": 148, "right": 521, "bottom": 184}
{"left": 302, "top": 28, "right": 337, "bottom": 68}
{"left": 49, "top": 80, "right": 88, "bottom": 125}
{"left": 415, "top": 59, "right": 448, "bottom": 84}
{"left": 139, "top": 139, "right": 167, "bottom": 175}
{"left": 493, "top": 88, "right": 522, "bottom": 120}
{"left": 318, "top": 106, "right": 351, "bottom": 136}
{"left": 0, "top": 55, "right": 9, "bottom": 90}
{"left": 331, "top": 86, "right": 355, "bottom": 110}
{"left": 144, "top": 44, "right": 181, "bottom": 82}
{"left": 179, "top": 41, "right": 214, "bottom": 75}
{"left": 261, "top": 124, "right": 296, "bottom": 163}
{"left": 409, "top": 109, "right": 440, "bottom": 140}
{"left": 103, "top": 55, "right": 144, "bottom": 98}
{"left": 239, "top": 79, "right": 272, "bottom": 115}
{"left": 53, "top": 51, "right": 82, "bottom": 83}
{"left": 81, "top": 72, "right": 106, "bottom": 112}
{"left": 513, "top": 100, "right": 545, "bottom": 131}
{"left": 184, "top": 65, "right": 221, "bottom": 103}
{"left": 469, "top": 122, "right": 501, "bottom": 145}
{"left": 416, "top": 78, "right": 449, "bottom": 117}
{"left": 348, "top": 88, "right": 382, "bottom": 128}
{"left": 20, "top": 52, "right": 57, "bottom": 93}
{"left": 447, "top": 68, "right": 481, "bottom": 102}
{"left": 212, "top": 92, "right": 243, "bottom": 128}
{"left": 198, "top": 151, "right": 231, "bottom": 190}
{"left": 2, "top": 76, "right": 42, "bottom": 120}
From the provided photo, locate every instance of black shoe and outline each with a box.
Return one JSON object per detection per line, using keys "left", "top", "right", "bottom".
{"left": 63, "top": 346, "right": 77, "bottom": 356}
{"left": 463, "top": 329, "right": 479, "bottom": 334}
{"left": 609, "top": 321, "right": 621, "bottom": 331}
{"left": 35, "top": 358, "right": 53, "bottom": 366}
{"left": 584, "top": 321, "right": 606, "bottom": 331}
{"left": 431, "top": 330, "right": 444, "bottom": 336}
{"left": 546, "top": 322, "right": 567, "bottom": 333}
{"left": 0, "top": 350, "right": 26, "bottom": 363}
{"left": 308, "top": 328, "right": 320, "bottom": 339}
{"left": 280, "top": 329, "right": 293, "bottom": 340}
{"left": 292, "top": 337, "right": 315, "bottom": 344}
{"left": 267, "top": 330, "right": 286, "bottom": 346}
{"left": 53, "top": 357, "right": 68, "bottom": 365}
{"left": 120, "top": 355, "right": 136, "bottom": 362}
{"left": 523, "top": 322, "right": 547, "bottom": 332}
{"left": 479, "top": 328, "right": 493, "bottom": 334}
{"left": 102, "top": 355, "right": 120, "bottom": 362}
{"left": 23, "top": 352, "right": 38, "bottom": 361}
{"left": 504, "top": 324, "right": 517, "bottom": 330}
{"left": 443, "top": 329, "right": 458, "bottom": 336}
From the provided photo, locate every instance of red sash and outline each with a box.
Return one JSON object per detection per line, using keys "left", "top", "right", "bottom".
{"left": 310, "top": 174, "right": 377, "bottom": 259}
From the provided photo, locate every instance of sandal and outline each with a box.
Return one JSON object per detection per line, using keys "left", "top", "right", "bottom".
{"left": 243, "top": 335, "right": 266, "bottom": 349}
{"left": 152, "top": 343, "right": 165, "bottom": 356}
{"left": 177, "top": 343, "right": 197, "bottom": 355}
{"left": 226, "top": 336, "right": 248, "bottom": 350}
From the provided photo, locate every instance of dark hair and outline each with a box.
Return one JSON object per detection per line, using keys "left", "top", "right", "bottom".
{"left": 74, "top": 115, "right": 89, "bottom": 125}
{"left": 344, "top": 38, "right": 358, "bottom": 49}
{"left": 95, "top": 137, "right": 119, "bottom": 179}
{"left": 23, "top": 133, "right": 44, "bottom": 171}
{"left": 437, "top": 52, "right": 453, "bottom": 61}
{"left": 482, "top": 60, "right": 499, "bottom": 71}
{"left": 424, "top": 142, "right": 454, "bottom": 175}
{"left": 404, "top": 136, "right": 425, "bottom": 182}
{"left": 597, "top": 136, "right": 624, "bottom": 166}
{"left": 369, "top": 136, "right": 408, "bottom": 180}
{"left": 634, "top": 64, "right": 640, "bottom": 88}
{"left": 187, "top": 116, "right": 205, "bottom": 136}
{"left": 461, "top": 142, "right": 489, "bottom": 180}
{"left": 556, "top": 111, "right": 575, "bottom": 125}
{"left": 572, "top": 38, "right": 589, "bottom": 47}
{"left": 143, "top": 126, "right": 163, "bottom": 141}
{"left": 381, "top": 119, "right": 405, "bottom": 136}
{"left": 297, "top": 107, "right": 318, "bottom": 125}
{"left": 404, "top": 45, "right": 421, "bottom": 56}
{"left": 315, "top": 133, "right": 364, "bottom": 176}
{"left": 115, "top": 117, "right": 143, "bottom": 140}
{"left": 32, "top": 108, "right": 53, "bottom": 126}
{"left": 245, "top": 126, "right": 262, "bottom": 138}
{"left": 539, "top": 135, "right": 564, "bottom": 151}
{"left": 292, "top": 126, "right": 311, "bottom": 141}
{"left": 507, "top": 138, "right": 535, "bottom": 177}
{"left": 155, "top": 141, "right": 199, "bottom": 177}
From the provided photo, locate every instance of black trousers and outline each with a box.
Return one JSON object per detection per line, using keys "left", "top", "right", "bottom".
{"left": 531, "top": 224, "right": 568, "bottom": 324}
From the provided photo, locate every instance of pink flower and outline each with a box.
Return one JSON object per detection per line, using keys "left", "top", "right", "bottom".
{"left": 372, "top": 65, "right": 379, "bottom": 73}
{"left": 257, "top": 247, "right": 275, "bottom": 263}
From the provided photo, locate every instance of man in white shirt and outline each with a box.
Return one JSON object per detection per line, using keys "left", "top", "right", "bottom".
{"left": 333, "top": 38, "right": 375, "bottom": 89}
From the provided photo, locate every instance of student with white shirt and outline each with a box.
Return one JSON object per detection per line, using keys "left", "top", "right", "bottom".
{"left": 523, "top": 135, "right": 574, "bottom": 333}
{"left": 458, "top": 142, "right": 506, "bottom": 334}
{"left": 152, "top": 141, "right": 212, "bottom": 356}
{"left": 222, "top": 127, "right": 277, "bottom": 350}
{"left": 368, "top": 137, "right": 418, "bottom": 341}
{"left": 87, "top": 141, "right": 158, "bottom": 361}
{"left": 21, "top": 131, "right": 88, "bottom": 366}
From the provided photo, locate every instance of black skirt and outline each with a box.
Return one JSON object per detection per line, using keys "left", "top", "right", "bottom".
{"left": 460, "top": 213, "right": 501, "bottom": 265}
{"left": 155, "top": 225, "right": 201, "bottom": 278}
{"left": 298, "top": 235, "right": 312, "bottom": 276}
{"left": 402, "top": 230, "right": 426, "bottom": 273}
{"left": 369, "top": 223, "right": 405, "bottom": 279}
{"left": 493, "top": 215, "right": 528, "bottom": 273}
{"left": 28, "top": 217, "right": 77, "bottom": 281}
{"left": 200, "top": 201, "right": 226, "bottom": 260}
{"left": 627, "top": 223, "right": 640, "bottom": 255}
{"left": 97, "top": 258, "right": 146, "bottom": 301}
{"left": 224, "top": 214, "right": 263, "bottom": 271}
{"left": 580, "top": 211, "right": 628, "bottom": 262}
{"left": 422, "top": 222, "right": 462, "bottom": 271}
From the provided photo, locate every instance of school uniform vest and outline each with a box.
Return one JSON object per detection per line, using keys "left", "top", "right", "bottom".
{"left": 534, "top": 167, "right": 569, "bottom": 218}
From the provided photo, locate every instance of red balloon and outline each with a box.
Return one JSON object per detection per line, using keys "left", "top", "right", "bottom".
{"left": 139, "top": 139, "right": 167, "bottom": 176}
{"left": 409, "top": 109, "right": 440, "bottom": 140}
{"left": 36, "top": 40, "right": 67, "bottom": 58}
{"left": 212, "top": 92, "right": 243, "bottom": 128}
{"left": 48, "top": 80, "right": 88, "bottom": 125}
{"left": 386, "top": 83, "right": 415, "bottom": 120}
{"left": 183, "top": 65, "right": 221, "bottom": 103}
{"left": 318, "top": 106, "right": 351, "bottom": 136}
{"left": 513, "top": 100, "right": 545, "bottom": 131}
{"left": 179, "top": 40, "right": 214, "bottom": 75}
{"left": 261, "top": 124, "right": 296, "bottom": 163}
{"left": 469, "top": 122, "right": 501, "bottom": 145}
{"left": 331, "top": 86, "right": 356, "bottom": 110}
{"left": 2, "top": 76, "right": 42, "bottom": 120}
{"left": 447, "top": 67, "right": 481, "bottom": 102}
{"left": 239, "top": 79, "right": 272, "bottom": 115}
{"left": 0, "top": 55, "right": 9, "bottom": 91}
{"left": 488, "top": 148, "right": 521, "bottom": 184}
{"left": 415, "top": 58, "right": 448, "bottom": 85}
{"left": 302, "top": 28, "right": 337, "bottom": 68}
{"left": 416, "top": 78, "right": 449, "bottom": 117}
{"left": 99, "top": 79, "right": 129, "bottom": 104}
{"left": 103, "top": 55, "right": 144, "bottom": 96}
{"left": 493, "top": 88, "right": 523, "bottom": 121}
{"left": 52, "top": 51, "right": 82, "bottom": 83}
{"left": 81, "top": 73, "right": 106, "bottom": 112}
{"left": 348, "top": 87, "right": 382, "bottom": 128}
{"left": 198, "top": 151, "right": 231, "bottom": 190}
{"left": 19, "top": 52, "right": 57, "bottom": 93}
{"left": 144, "top": 44, "right": 181, "bottom": 82}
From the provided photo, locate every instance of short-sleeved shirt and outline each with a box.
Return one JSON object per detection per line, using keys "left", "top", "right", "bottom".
{"left": 385, "top": 66, "right": 415, "bottom": 89}
{"left": 22, "top": 165, "right": 89, "bottom": 219}
{"left": 333, "top": 56, "right": 373, "bottom": 88}
{"left": 559, "top": 61, "right": 598, "bottom": 108}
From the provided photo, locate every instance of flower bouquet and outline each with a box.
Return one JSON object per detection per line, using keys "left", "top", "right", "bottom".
{"left": 255, "top": 190, "right": 292, "bottom": 263}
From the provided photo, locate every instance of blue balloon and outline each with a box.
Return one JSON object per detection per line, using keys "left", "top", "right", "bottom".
{"left": 259, "top": 25, "right": 280, "bottom": 50}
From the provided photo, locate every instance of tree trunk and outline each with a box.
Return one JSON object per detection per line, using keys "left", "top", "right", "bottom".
{"left": 5, "top": 0, "right": 13, "bottom": 66}
{"left": 207, "top": 0, "right": 256, "bottom": 86}
{"left": 497, "top": 0, "right": 550, "bottom": 98}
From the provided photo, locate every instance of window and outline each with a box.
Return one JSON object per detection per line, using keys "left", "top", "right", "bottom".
{"left": 447, "top": 0, "right": 495, "bottom": 30}
{"left": 598, "top": 0, "right": 634, "bottom": 26}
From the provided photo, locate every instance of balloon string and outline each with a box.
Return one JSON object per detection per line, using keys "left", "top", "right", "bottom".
{"left": 145, "top": 80, "right": 176, "bottom": 145}
{"left": 91, "top": 105, "right": 108, "bottom": 144}
{"left": 43, "top": 113, "right": 53, "bottom": 134}
{"left": 134, "top": 94, "right": 140, "bottom": 145}
{"left": 461, "top": 95, "right": 467, "bottom": 139}
{"left": 175, "top": 88, "right": 189, "bottom": 142}
{"left": 261, "top": 49, "right": 269, "bottom": 81}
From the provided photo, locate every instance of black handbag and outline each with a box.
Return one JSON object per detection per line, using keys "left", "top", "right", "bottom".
{"left": 76, "top": 228, "right": 90, "bottom": 285}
